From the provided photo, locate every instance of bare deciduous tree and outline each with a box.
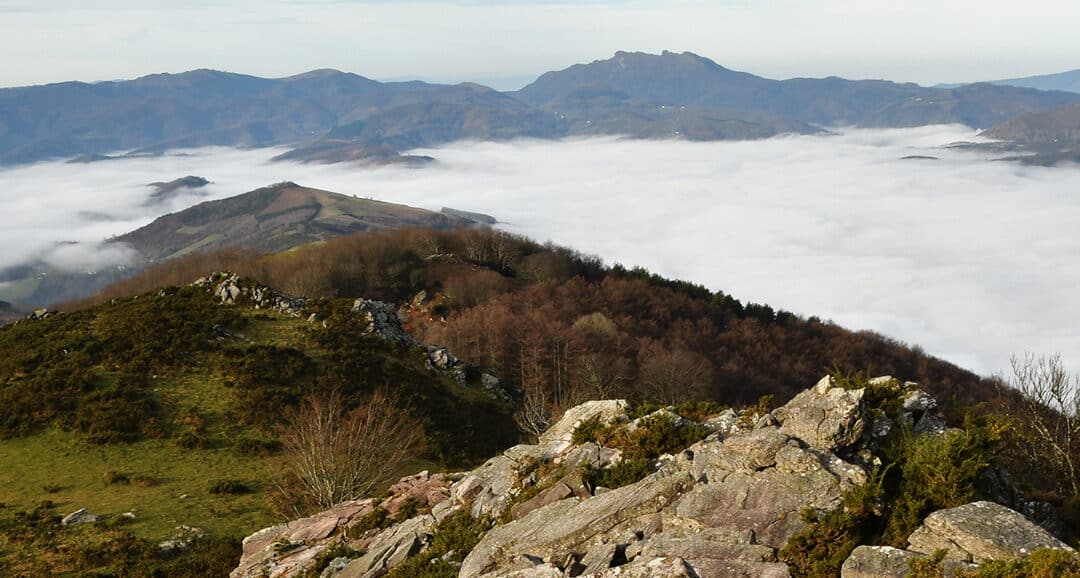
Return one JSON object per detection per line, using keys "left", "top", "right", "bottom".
{"left": 278, "top": 390, "right": 425, "bottom": 513}
{"left": 1001, "top": 352, "right": 1080, "bottom": 496}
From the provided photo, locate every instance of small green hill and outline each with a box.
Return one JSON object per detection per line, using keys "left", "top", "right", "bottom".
{"left": 0, "top": 278, "right": 517, "bottom": 573}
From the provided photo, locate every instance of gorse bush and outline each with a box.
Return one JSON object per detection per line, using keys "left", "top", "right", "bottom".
{"left": 575, "top": 411, "right": 710, "bottom": 489}
{"left": 780, "top": 414, "right": 1002, "bottom": 577}
{"left": 383, "top": 510, "right": 491, "bottom": 578}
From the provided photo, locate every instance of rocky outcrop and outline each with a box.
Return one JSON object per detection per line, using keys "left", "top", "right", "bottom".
{"left": 194, "top": 272, "right": 307, "bottom": 316}
{"left": 191, "top": 272, "right": 508, "bottom": 398}
{"left": 773, "top": 375, "right": 866, "bottom": 451}
{"left": 840, "top": 501, "right": 1073, "bottom": 577}
{"left": 231, "top": 472, "right": 458, "bottom": 578}
{"left": 235, "top": 376, "right": 1074, "bottom": 578}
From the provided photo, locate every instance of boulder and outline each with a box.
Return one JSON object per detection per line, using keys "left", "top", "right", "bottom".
{"left": 906, "top": 501, "right": 1073, "bottom": 563}
{"left": 773, "top": 375, "right": 866, "bottom": 451}
{"left": 841, "top": 546, "right": 922, "bottom": 578}
{"left": 903, "top": 390, "right": 937, "bottom": 414}
{"left": 232, "top": 499, "right": 373, "bottom": 577}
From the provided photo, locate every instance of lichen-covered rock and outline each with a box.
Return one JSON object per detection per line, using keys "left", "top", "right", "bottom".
{"left": 538, "top": 399, "right": 629, "bottom": 457}
{"left": 773, "top": 375, "right": 866, "bottom": 451}
{"left": 589, "top": 556, "right": 696, "bottom": 577}
{"left": 450, "top": 446, "right": 542, "bottom": 519}
{"left": 841, "top": 546, "right": 922, "bottom": 578}
{"left": 906, "top": 501, "right": 1073, "bottom": 563}
{"left": 460, "top": 471, "right": 695, "bottom": 576}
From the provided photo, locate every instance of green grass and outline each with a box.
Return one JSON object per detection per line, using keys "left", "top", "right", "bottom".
{"left": 0, "top": 428, "right": 278, "bottom": 541}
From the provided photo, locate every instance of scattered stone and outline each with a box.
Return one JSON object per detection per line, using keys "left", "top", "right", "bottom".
{"left": 158, "top": 525, "right": 205, "bottom": 553}
{"left": 61, "top": 508, "right": 99, "bottom": 526}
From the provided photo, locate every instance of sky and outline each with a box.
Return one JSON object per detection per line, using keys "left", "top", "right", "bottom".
{"left": 2, "top": 126, "right": 1078, "bottom": 379}
{"left": 1, "top": 0, "right": 1079, "bottom": 89}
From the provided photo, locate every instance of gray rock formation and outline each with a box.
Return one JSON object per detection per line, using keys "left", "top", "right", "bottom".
{"left": 234, "top": 376, "right": 1074, "bottom": 578}
{"left": 194, "top": 272, "right": 306, "bottom": 316}
{"left": 773, "top": 375, "right": 866, "bottom": 451}
{"left": 906, "top": 501, "right": 1072, "bottom": 563}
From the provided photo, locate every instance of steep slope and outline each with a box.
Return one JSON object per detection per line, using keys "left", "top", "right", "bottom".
{"left": 113, "top": 182, "right": 471, "bottom": 262}
{"left": 516, "top": 51, "right": 1080, "bottom": 130}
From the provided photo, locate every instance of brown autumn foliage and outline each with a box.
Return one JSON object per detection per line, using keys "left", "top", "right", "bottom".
{"left": 69, "top": 227, "right": 992, "bottom": 421}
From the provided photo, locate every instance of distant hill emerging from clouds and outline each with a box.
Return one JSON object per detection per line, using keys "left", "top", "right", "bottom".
{"left": 978, "top": 103, "right": 1080, "bottom": 166}
{"left": 2, "top": 51, "right": 1080, "bottom": 165}
{"left": 941, "top": 69, "right": 1080, "bottom": 94}
{"left": 114, "top": 182, "right": 471, "bottom": 262}
{"left": 0, "top": 183, "right": 472, "bottom": 308}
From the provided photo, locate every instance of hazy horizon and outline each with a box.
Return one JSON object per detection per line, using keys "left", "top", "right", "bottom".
{"left": 2, "top": 127, "right": 1078, "bottom": 379}
{"left": 1, "top": 0, "right": 1079, "bottom": 90}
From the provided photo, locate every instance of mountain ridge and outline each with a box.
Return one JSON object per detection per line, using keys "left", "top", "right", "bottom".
{"left": 4, "top": 51, "right": 1080, "bottom": 166}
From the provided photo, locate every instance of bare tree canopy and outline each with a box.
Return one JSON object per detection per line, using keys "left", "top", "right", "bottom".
{"left": 1001, "top": 352, "right": 1080, "bottom": 496}
{"left": 278, "top": 389, "right": 426, "bottom": 513}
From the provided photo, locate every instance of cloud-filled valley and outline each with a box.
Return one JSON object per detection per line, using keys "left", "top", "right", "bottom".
{"left": 2, "top": 126, "right": 1078, "bottom": 377}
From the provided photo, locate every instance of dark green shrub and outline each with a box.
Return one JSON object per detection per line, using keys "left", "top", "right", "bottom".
{"left": 346, "top": 507, "right": 391, "bottom": 538}
{"left": 103, "top": 470, "right": 130, "bottom": 485}
{"left": 584, "top": 457, "right": 654, "bottom": 489}
{"left": 235, "top": 436, "right": 282, "bottom": 457}
{"left": 780, "top": 472, "right": 885, "bottom": 577}
{"left": 209, "top": 480, "right": 252, "bottom": 495}
{"left": 383, "top": 510, "right": 490, "bottom": 578}
{"left": 882, "top": 421, "right": 997, "bottom": 545}
{"left": 571, "top": 415, "right": 609, "bottom": 445}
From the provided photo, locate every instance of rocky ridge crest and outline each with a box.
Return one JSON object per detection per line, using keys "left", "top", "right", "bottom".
{"left": 232, "top": 375, "right": 1073, "bottom": 578}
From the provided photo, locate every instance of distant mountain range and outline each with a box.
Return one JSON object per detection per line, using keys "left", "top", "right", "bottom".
{"left": 0, "top": 183, "right": 473, "bottom": 307}
{"left": 3, "top": 51, "right": 1080, "bottom": 165}
{"left": 940, "top": 69, "right": 1080, "bottom": 94}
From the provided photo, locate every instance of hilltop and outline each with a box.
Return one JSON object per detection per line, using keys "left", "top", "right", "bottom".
{"left": 1, "top": 226, "right": 1076, "bottom": 575}
{"left": 114, "top": 182, "right": 471, "bottom": 262}
{"left": 0, "top": 183, "right": 473, "bottom": 308}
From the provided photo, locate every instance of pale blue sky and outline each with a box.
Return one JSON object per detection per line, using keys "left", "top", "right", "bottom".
{"left": 1, "top": 0, "right": 1078, "bottom": 89}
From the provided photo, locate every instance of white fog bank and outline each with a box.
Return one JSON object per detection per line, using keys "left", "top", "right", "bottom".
{"left": 2, "top": 125, "right": 1077, "bottom": 377}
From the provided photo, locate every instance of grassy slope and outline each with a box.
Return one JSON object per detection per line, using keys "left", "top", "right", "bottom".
{"left": 0, "top": 287, "right": 516, "bottom": 553}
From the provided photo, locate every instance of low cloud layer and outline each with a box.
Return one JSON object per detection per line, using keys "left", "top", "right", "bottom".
{"left": 2, "top": 127, "right": 1078, "bottom": 378}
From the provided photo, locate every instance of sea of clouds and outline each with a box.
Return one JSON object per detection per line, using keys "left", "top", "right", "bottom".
{"left": 2, "top": 125, "right": 1078, "bottom": 377}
